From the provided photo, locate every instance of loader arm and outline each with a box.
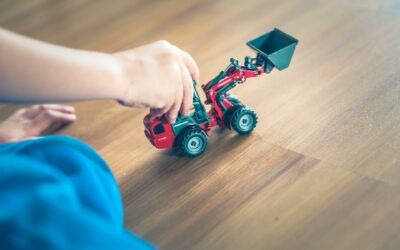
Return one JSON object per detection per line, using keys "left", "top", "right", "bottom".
{"left": 202, "top": 59, "right": 265, "bottom": 120}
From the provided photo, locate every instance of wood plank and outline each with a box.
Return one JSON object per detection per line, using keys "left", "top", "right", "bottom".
{"left": 193, "top": 159, "right": 400, "bottom": 250}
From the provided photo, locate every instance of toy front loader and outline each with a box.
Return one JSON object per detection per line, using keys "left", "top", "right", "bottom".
{"left": 144, "top": 28, "right": 298, "bottom": 157}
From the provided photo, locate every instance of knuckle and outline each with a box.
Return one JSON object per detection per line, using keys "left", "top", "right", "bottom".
{"left": 156, "top": 43, "right": 179, "bottom": 60}
{"left": 159, "top": 49, "right": 177, "bottom": 61}
{"left": 18, "top": 108, "right": 27, "bottom": 114}
{"left": 37, "top": 105, "right": 46, "bottom": 110}
{"left": 157, "top": 40, "right": 175, "bottom": 53}
{"left": 181, "top": 51, "right": 191, "bottom": 59}
{"left": 42, "top": 109, "right": 53, "bottom": 117}
{"left": 157, "top": 40, "right": 171, "bottom": 47}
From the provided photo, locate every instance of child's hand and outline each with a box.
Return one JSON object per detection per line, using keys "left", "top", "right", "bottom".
{"left": 0, "top": 104, "right": 76, "bottom": 143}
{"left": 114, "top": 40, "right": 199, "bottom": 123}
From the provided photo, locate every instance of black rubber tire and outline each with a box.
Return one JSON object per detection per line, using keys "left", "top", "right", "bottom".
{"left": 176, "top": 126, "right": 208, "bottom": 157}
{"left": 223, "top": 104, "right": 243, "bottom": 129}
{"left": 226, "top": 94, "right": 241, "bottom": 106}
{"left": 230, "top": 106, "right": 258, "bottom": 134}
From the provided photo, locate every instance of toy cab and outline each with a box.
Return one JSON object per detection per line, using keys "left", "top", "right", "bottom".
{"left": 143, "top": 80, "right": 210, "bottom": 155}
{"left": 143, "top": 115, "right": 175, "bottom": 148}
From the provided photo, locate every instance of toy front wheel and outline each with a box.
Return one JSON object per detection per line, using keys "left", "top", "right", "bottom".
{"left": 176, "top": 126, "right": 208, "bottom": 157}
{"left": 230, "top": 106, "right": 258, "bottom": 134}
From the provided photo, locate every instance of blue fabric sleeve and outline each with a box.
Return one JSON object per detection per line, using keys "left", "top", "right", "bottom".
{"left": 0, "top": 136, "right": 155, "bottom": 250}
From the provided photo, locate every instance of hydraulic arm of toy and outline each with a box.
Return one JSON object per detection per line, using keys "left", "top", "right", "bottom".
{"left": 203, "top": 58, "right": 267, "bottom": 96}
{"left": 201, "top": 57, "right": 267, "bottom": 117}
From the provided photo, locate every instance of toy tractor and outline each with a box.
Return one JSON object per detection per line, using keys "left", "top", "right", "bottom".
{"left": 143, "top": 28, "right": 298, "bottom": 157}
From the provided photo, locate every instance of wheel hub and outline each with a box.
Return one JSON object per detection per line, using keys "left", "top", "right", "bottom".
{"left": 187, "top": 136, "right": 203, "bottom": 152}
{"left": 239, "top": 114, "right": 254, "bottom": 131}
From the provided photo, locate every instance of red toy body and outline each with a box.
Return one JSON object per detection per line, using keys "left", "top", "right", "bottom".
{"left": 144, "top": 28, "right": 298, "bottom": 157}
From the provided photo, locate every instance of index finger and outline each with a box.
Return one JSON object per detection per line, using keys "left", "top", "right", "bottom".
{"left": 172, "top": 47, "right": 200, "bottom": 83}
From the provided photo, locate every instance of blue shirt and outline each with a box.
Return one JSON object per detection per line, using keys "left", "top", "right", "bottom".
{"left": 0, "top": 136, "right": 155, "bottom": 250}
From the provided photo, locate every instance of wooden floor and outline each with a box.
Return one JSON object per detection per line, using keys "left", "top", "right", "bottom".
{"left": 1, "top": 0, "right": 400, "bottom": 249}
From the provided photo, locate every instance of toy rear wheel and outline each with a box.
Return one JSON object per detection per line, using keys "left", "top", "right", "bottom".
{"left": 176, "top": 126, "right": 208, "bottom": 157}
{"left": 226, "top": 94, "right": 242, "bottom": 106}
{"left": 230, "top": 106, "right": 258, "bottom": 134}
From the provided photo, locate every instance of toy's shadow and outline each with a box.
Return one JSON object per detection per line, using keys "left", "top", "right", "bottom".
{"left": 154, "top": 130, "right": 254, "bottom": 175}
{"left": 121, "top": 130, "right": 256, "bottom": 218}
{"left": 42, "top": 122, "right": 72, "bottom": 136}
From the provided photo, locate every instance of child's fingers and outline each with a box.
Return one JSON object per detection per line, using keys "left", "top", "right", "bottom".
{"left": 176, "top": 49, "right": 200, "bottom": 83}
{"left": 20, "top": 104, "right": 75, "bottom": 119}
{"left": 150, "top": 108, "right": 162, "bottom": 117}
{"left": 4, "top": 136, "right": 38, "bottom": 143}
{"left": 15, "top": 107, "right": 41, "bottom": 119}
{"left": 150, "top": 101, "right": 173, "bottom": 118}
{"left": 32, "top": 104, "right": 75, "bottom": 114}
{"left": 150, "top": 107, "right": 166, "bottom": 118}
{"left": 166, "top": 74, "right": 184, "bottom": 123}
{"left": 180, "top": 66, "right": 194, "bottom": 116}
{"left": 166, "top": 96, "right": 182, "bottom": 124}
{"left": 30, "top": 109, "right": 76, "bottom": 135}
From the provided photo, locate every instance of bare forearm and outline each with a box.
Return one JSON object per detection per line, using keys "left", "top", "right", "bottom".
{"left": 0, "top": 28, "right": 199, "bottom": 123}
{"left": 0, "top": 28, "right": 126, "bottom": 103}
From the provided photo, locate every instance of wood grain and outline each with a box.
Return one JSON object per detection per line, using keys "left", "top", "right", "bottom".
{"left": 1, "top": 0, "right": 400, "bottom": 249}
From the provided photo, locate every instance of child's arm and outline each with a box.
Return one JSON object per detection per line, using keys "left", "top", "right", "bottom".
{"left": 0, "top": 28, "right": 198, "bottom": 123}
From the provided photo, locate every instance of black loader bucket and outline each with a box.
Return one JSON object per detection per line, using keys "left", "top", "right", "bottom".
{"left": 247, "top": 28, "right": 298, "bottom": 72}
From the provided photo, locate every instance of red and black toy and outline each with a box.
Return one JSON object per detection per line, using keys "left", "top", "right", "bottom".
{"left": 144, "top": 28, "right": 298, "bottom": 157}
